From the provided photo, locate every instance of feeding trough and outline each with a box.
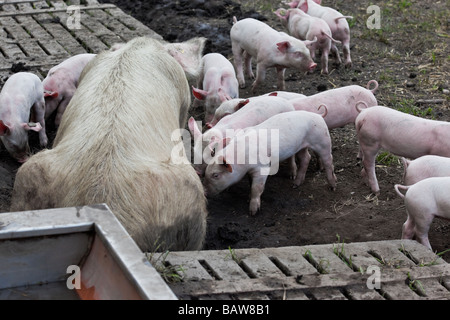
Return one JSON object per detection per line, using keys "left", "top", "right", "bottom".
{"left": 0, "top": 204, "right": 176, "bottom": 300}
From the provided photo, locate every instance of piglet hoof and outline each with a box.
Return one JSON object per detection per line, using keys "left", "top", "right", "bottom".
{"left": 345, "top": 62, "right": 352, "bottom": 69}
{"left": 40, "top": 136, "right": 48, "bottom": 148}
{"left": 249, "top": 200, "right": 260, "bottom": 216}
{"left": 292, "top": 183, "right": 300, "bottom": 189}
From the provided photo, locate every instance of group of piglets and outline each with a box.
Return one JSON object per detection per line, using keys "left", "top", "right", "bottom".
{"left": 355, "top": 106, "right": 450, "bottom": 250}
{"left": 228, "top": 0, "right": 352, "bottom": 93}
{"left": 0, "top": 54, "right": 95, "bottom": 163}
{"left": 191, "top": 0, "right": 352, "bottom": 110}
{"left": 190, "top": 79, "right": 378, "bottom": 216}
{"left": 193, "top": 70, "right": 449, "bottom": 250}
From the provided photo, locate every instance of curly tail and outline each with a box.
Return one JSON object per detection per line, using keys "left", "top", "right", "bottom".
{"left": 366, "top": 80, "right": 379, "bottom": 94}
{"left": 394, "top": 184, "right": 410, "bottom": 199}
{"left": 321, "top": 31, "right": 341, "bottom": 44}
{"left": 355, "top": 101, "right": 369, "bottom": 113}
{"left": 335, "top": 16, "right": 353, "bottom": 23}
{"left": 400, "top": 157, "right": 410, "bottom": 183}
{"left": 233, "top": 16, "right": 238, "bottom": 24}
{"left": 318, "top": 104, "right": 328, "bottom": 118}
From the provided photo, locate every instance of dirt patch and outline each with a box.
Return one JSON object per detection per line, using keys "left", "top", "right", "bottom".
{"left": 2, "top": 0, "right": 449, "bottom": 262}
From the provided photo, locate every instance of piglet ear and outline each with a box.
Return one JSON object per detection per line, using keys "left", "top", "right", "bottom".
{"left": 299, "top": 1, "right": 308, "bottom": 12}
{"left": 22, "top": 122, "right": 42, "bottom": 132}
{"left": 313, "top": 0, "right": 321, "bottom": 4}
{"left": 276, "top": 41, "right": 291, "bottom": 53}
{"left": 0, "top": 120, "right": 9, "bottom": 135}
{"left": 44, "top": 91, "right": 58, "bottom": 98}
{"left": 188, "top": 117, "right": 203, "bottom": 140}
{"left": 217, "top": 88, "right": 232, "bottom": 102}
{"left": 218, "top": 156, "right": 233, "bottom": 173}
{"left": 286, "top": 1, "right": 299, "bottom": 8}
{"left": 304, "top": 36, "right": 318, "bottom": 47}
{"left": 192, "top": 86, "right": 208, "bottom": 100}
{"left": 235, "top": 99, "right": 250, "bottom": 111}
{"left": 222, "top": 160, "right": 233, "bottom": 173}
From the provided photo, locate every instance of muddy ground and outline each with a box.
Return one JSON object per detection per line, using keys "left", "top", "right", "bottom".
{"left": 1, "top": 0, "right": 449, "bottom": 262}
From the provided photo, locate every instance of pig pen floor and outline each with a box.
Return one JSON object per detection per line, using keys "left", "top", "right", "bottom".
{"left": 0, "top": 0, "right": 160, "bottom": 79}
{"left": 153, "top": 239, "right": 450, "bottom": 300}
{"left": 0, "top": 0, "right": 449, "bottom": 300}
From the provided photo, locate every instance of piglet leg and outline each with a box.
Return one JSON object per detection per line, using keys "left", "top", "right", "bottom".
{"left": 293, "top": 148, "right": 311, "bottom": 188}
{"left": 249, "top": 173, "right": 269, "bottom": 215}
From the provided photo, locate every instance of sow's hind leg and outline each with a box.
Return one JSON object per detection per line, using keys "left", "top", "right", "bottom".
{"left": 10, "top": 151, "right": 56, "bottom": 212}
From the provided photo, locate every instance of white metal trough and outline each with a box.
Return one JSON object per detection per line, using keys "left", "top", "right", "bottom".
{"left": 0, "top": 204, "right": 177, "bottom": 300}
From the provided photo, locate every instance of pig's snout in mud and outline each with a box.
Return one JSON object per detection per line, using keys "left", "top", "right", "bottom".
{"left": 309, "top": 62, "right": 317, "bottom": 72}
{"left": 17, "top": 156, "right": 29, "bottom": 163}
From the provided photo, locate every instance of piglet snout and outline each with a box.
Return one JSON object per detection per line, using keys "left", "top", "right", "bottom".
{"left": 309, "top": 62, "right": 317, "bottom": 72}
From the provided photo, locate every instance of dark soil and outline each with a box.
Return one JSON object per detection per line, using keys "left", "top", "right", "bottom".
{"left": 1, "top": 0, "right": 449, "bottom": 262}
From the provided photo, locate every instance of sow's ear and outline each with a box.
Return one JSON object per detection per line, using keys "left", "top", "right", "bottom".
{"left": 164, "top": 37, "right": 207, "bottom": 80}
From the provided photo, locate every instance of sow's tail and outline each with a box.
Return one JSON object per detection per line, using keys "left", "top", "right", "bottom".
{"left": 394, "top": 184, "right": 410, "bottom": 199}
